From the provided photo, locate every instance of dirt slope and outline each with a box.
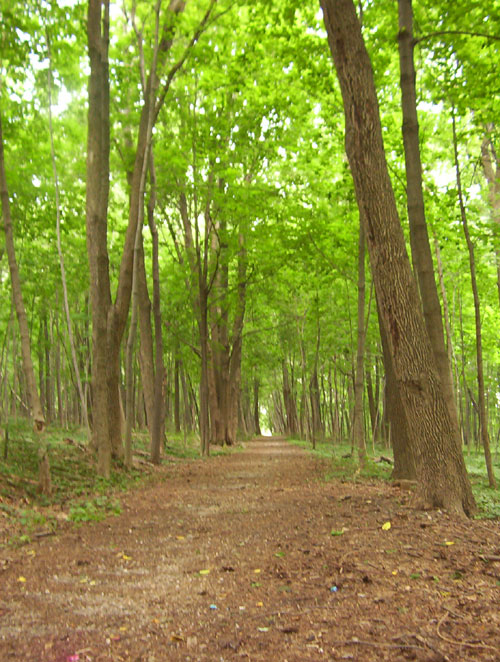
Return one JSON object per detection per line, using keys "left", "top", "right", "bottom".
{"left": 1, "top": 437, "right": 499, "bottom": 661}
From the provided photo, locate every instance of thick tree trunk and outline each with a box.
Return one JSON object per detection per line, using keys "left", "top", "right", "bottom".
{"left": 397, "top": 0, "right": 461, "bottom": 451}
{"left": 321, "top": 0, "right": 475, "bottom": 515}
{"left": 86, "top": 0, "right": 112, "bottom": 476}
{"left": 377, "top": 297, "right": 416, "bottom": 479}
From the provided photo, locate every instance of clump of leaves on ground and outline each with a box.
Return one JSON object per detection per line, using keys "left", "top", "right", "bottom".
{"left": 290, "top": 437, "right": 500, "bottom": 519}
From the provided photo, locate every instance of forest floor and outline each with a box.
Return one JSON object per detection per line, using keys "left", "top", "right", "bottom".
{"left": 1, "top": 436, "right": 500, "bottom": 662}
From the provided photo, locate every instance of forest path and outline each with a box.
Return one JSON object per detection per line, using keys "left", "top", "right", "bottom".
{"left": 1, "top": 436, "right": 500, "bottom": 661}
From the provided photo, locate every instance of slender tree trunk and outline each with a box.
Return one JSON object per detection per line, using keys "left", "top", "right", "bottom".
{"left": 0, "top": 112, "right": 45, "bottom": 432}
{"left": 353, "top": 223, "right": 366, "bottom": 465}
{"left": 253, "top": 378, "right": 261, "bottom": 436}
{"left": 452, "top": 111, "right": 496, "bottom": 488}
{"left": 398, "top": 0, "right": 461, "bottom": 450}
{"left": 148, "top": 157, "right": 166, "bottom": 464}
{"left": 0, "top": 109, "right": 50, "bottom": 492}
{"left": 45, "top": 32, "right": 90, "bottom": 437}
{"left": 137, "top": 243, "right": 155, "bottom": 433}
{"left": 481, "top": 127, "right": 500, "bottom": 309}
{"left": 124, "top": 210, "right": 144, "bottom": 467}
{"left": 321, "top": 0, "right": 475, "bottom": 515}
{"left": 282, "top": 359, "right": 298, "bottom": 436}
{"left": 433, "top": 234, "right": 455, "bottom": 383}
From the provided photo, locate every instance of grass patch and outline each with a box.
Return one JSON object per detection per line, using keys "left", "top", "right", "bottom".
{"left": 288, "top": 437, "right": 393, "bottom": 482}
{"left": 288, "top": 436, "right": 500, "bottom": 519}
{"left": 0, "top": 418, "right": 229, "bottom": 545}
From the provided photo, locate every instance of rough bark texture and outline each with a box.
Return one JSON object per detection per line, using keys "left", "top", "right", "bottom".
{"left": 377, "top": 296, "right": 416, "bottom": 480}
{"left": 321, "top": 0, "right": 475, "bottom": 516}
{"left": 86, "top": 0, "right": 112, "bottom": 476}
{"left": 397, "top": 0, "right": 461, "bottom": 451}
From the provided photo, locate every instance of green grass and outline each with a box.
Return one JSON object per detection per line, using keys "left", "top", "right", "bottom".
{"left": 288, "top": 436, "right": 500, "bottom": 519}
{"left": 288, "top": 437, "right": 393, "bottom": 482}
{"left": 0, "top": 418, "right": 237, "bottom": 545}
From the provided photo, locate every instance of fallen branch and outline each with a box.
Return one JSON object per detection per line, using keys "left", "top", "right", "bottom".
{"left": 33, "top": 530, "right": 56, "bottom": 539}
{"left": 373, "top": 455, "right": 393, "bottom": 465}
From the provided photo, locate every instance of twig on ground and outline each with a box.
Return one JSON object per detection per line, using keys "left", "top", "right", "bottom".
{"left": 332, "top": 638, "right": 426, "bottom": 652}
{"left": 436, "top": 610, "right": 498, "bottom": 652}
{"left": 412, "top": 633, "right": 450, "bottom": 662}
{"left": 478, "top": 554, "right": 500, "bottom": 562}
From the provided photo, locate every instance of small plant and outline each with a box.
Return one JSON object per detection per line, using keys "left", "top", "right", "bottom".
{"left": 69, "top": 496, "right": 122, "bottom": 523}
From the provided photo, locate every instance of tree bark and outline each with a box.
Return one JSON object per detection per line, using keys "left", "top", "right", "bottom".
{"left": 452, "top": 111, "right": 496, "bottom": 488}
{"left": 148, "top": 157, "right": 166, "bottom": 464}
{"left": 86, "top": 0, "right": 112, "bottom": 476}
{"left": 321, "top": 0, "right": 475, "bottom": 515}
{"left": 353, "top": 223, "right": 366, "bottom": 465}
{"left": 397, "top": 0, "right": 461, "bottom": 451}
{"left": 253, "top": 378, "right": 261, "bottom": 436}
{"left": 481, "top": 127, "right": 500, "bottom": 310}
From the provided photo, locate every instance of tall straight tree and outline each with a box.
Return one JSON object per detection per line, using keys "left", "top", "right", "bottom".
{"left": 86, "top": 0, "right": 112, "bottom": 475}
{"left": 86, "top": 0, "right": 217, "bottom": 474}
{"left": 320, "top": 0, "right": 476, "bottom": 516}
{"left": 397, "top": 0, "right": 461, "bottom": 451}
{"left": 452, "top": 111, "right": 496, "bottom": 489}
{"left": 352, "top": 224, "right": 366, "bottom": 465}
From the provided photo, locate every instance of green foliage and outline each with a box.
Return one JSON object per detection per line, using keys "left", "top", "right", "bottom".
{"left": 288, "top": 437, "right": 393, "bottom": 482}
{"left": 68, "top": 495, "right": 122, "bottom": 523}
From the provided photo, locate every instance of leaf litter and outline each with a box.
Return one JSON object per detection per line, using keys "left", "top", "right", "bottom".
{"left": 0, "top": 437, "right": 499, "bottom": 661}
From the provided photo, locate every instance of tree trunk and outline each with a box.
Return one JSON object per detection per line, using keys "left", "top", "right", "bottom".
{"left": 377, "top": 296, "right": 416, "bottom": 479}
{"left": 253, "top": 378, "right": 261, "bottom": 436}
{"left": 397, "top": 0, "right": 461, "bottom": 451}
{"left": 149, "top": 164, "right": 166, "bottom": 463}
{"left": 452, "top": 111, "right": 496, "bottom": 488}
{"left": 137, "top": 242, "right": 155, "bottom": 433}
{"left": 353, "top": 223, "right": 366, "bottom": 465}
{"left": 321, "top": 0, "right": 475, "bottom": 515}
{"left": 0, "top": 112, "right": 45, "bottom": 432}
{"left": 282, "top": 359, "right": 298, "bottom": 436}
{"left": 481, "top": 127, "right": 500, "bottom": 309}
{"left": 86, "top": 0, "right": 112, "bottom": 475}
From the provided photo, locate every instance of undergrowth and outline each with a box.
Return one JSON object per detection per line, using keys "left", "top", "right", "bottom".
{"left": 0, "top": 417, "right": 211, "bottom": 546}
{"left": 289, "top": 436, "right": 500, "bottom": 519}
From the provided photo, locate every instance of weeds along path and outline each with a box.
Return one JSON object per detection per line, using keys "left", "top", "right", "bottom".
{"left": 1, "top": 437, "right": 499, "bottom": 661}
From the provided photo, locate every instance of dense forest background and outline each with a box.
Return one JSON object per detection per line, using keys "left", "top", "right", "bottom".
{"left": 1, "top": 0, "right": 500, "bottom": 502}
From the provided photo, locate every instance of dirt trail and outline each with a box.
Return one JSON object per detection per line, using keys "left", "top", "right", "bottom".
{"left": 1, "top": 437, "right": 500, "bottom": 661}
